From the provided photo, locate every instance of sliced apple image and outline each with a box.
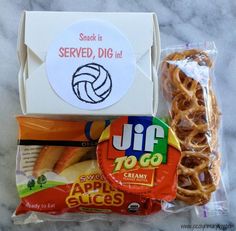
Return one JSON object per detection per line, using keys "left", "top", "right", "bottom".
{"left": 88, "top": 120, "right": 108, "bottom": 140}
{"left": 33, "top": 146, "right": 65, "bottom": 178}
{"left": 53, "top": 146, "right": 94, "bottom": 174}
{"left": 59, "top": 159, "right": 99, "bottom": 181}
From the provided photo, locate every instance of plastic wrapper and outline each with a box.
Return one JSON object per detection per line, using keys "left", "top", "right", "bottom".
{"left": 12, "top": 117, "right": 162, "bottom": 224}
{"left": 159, "top": 42, "right": 228, "bottom": 217}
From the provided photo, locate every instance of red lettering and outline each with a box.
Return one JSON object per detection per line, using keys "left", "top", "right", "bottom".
{"left": 89, "top": 195, "right": 93, "bottom": 204}
{"left": 98, "top": 48, "right": 104, "bottom": 58}
{"left": 58, "top": 47, "right": 64, "bottom": 57}
{"left": 81, "top": 48, "right": 87, "bottom": 57}
{"left": 87, "top": 48, "right": 92, "bottom": 58}
{"left": 58, "top": 47, "right": 93, "bottom": 58}
{"left": 104, "top": 195, "right": 112, "bottom": 205}
{"left": 84, "top": 183, "right": 93, "bottom": 192}
{"left": 66, "top": 197, "right": 79, "bottom": 208}
{"left": 69, "top": 48, "right": 76, "bottom": 57}
{"left": 79, "top": 33, "right": 83, "bottom": 41}
{"left": 113, "top": 193, "right": 123, "bottom": 205}
{"left": 98, "top": 48, "right": 113, "bottom": 58}
{"left": 103, "top": 183, "right": 111, "bottom": 193}
{"left": 79, "top": 33, "right": 96, "bottom": 41}
{"left": 109, "top": 185, "right": 116, "bottom": 192}
{"left": 78, "top": 195, "right": 88, "bottom": 204}
{"left": 93, "top": 194, "right": 103, "bottom": 205}
{"left": 87, "top": 174, "right": 95, "bottom": 181}
{"left": 71, "top": 183, "right": 84, "bottom": 195}
{"left": 94, "top": 181, "right": 102, "bottom": 191}
{"left": 64, "top": 48, "right": 70, "bottom": 57}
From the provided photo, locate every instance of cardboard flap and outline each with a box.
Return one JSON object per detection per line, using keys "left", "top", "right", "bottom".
{"left": 18, "top": 60, "right": 27, "bottom": 114}
{"left": 152, "top": 14, "right": 160, "bottom": 69}
{"left": 17, "top": 12, "right": 27, "bottom": 66}
{"left": 17, "top": 12, "right": 27, "bottom": 114}
{"left": 23, "top": 11, "right": 155, "bottom": 68}
{"left": 27, "top": 47, "right": 44, "bottom": 78}
{"left": 25, "top": 62, "right": 153, "bottom": 115}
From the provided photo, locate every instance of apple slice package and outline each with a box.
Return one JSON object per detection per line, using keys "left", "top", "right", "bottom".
{"left": 13, "top": 117, "right": 164, "bottom": 223}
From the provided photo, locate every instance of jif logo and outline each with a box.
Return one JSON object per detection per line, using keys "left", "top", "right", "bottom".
{"left": 112, "top": 124, "right": 164, "bottom": 152}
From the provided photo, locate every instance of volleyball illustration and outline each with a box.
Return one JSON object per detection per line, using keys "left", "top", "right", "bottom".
{"left": 72, "top": 63, "right": 112, "bottom": 104}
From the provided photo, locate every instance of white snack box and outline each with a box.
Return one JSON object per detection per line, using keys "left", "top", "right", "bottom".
{"left": 17, "top": 11, "right": 160, "bottom": 116}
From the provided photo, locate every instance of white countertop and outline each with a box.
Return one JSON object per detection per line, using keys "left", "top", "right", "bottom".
{"left": 0, "top": 0, "right": 235, "bottom": 230}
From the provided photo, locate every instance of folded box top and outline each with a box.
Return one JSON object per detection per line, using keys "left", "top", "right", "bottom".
{"left": 23, "top": 11, "right": 158, "bottom": 64}
{"left": 18, "top": 11, "right": 160, "bottom": 115}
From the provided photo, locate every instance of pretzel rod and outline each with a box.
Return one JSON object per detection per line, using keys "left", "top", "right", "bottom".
{"left": 161, "top": 49, "right": 220, "bottom": 205}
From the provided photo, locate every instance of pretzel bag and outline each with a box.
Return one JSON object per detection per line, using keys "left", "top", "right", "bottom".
{"left": 13, "top": 117, "right": 162, "bottom": 224}
{"left": 159, "top": 42, "right": 228, "bottom": 216}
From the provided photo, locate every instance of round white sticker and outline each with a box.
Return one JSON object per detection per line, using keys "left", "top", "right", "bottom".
{"left": 46, "top": 19, "right": 135, "bottom": 110}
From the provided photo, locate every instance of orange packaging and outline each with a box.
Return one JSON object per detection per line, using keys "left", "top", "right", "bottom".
{"left": 97, "top": 116, "right": 181, "bottom": 201}
{"left": 14, "top": 117, "right": 161, "bottom": 220}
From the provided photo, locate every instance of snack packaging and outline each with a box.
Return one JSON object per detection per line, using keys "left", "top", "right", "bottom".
{"left": 13, "top": 117, "right": 162, "bottom": 224}
{"left": 97, "top": 116, "right": 181, "bottom": 201}
{"left": 13, "top": 41, "right": 228, "bottom": 224}
{"left": 159, "top": 42, "right": 228, "bottom": 217}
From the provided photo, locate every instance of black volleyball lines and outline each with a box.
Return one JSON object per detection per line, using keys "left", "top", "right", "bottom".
{"left": 72, "top": 63, "right": 112, "bottom": 104}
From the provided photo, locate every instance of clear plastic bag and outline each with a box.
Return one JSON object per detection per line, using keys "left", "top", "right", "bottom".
{"left": 158, "top": 41, "right": 228, "bottom": 217}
